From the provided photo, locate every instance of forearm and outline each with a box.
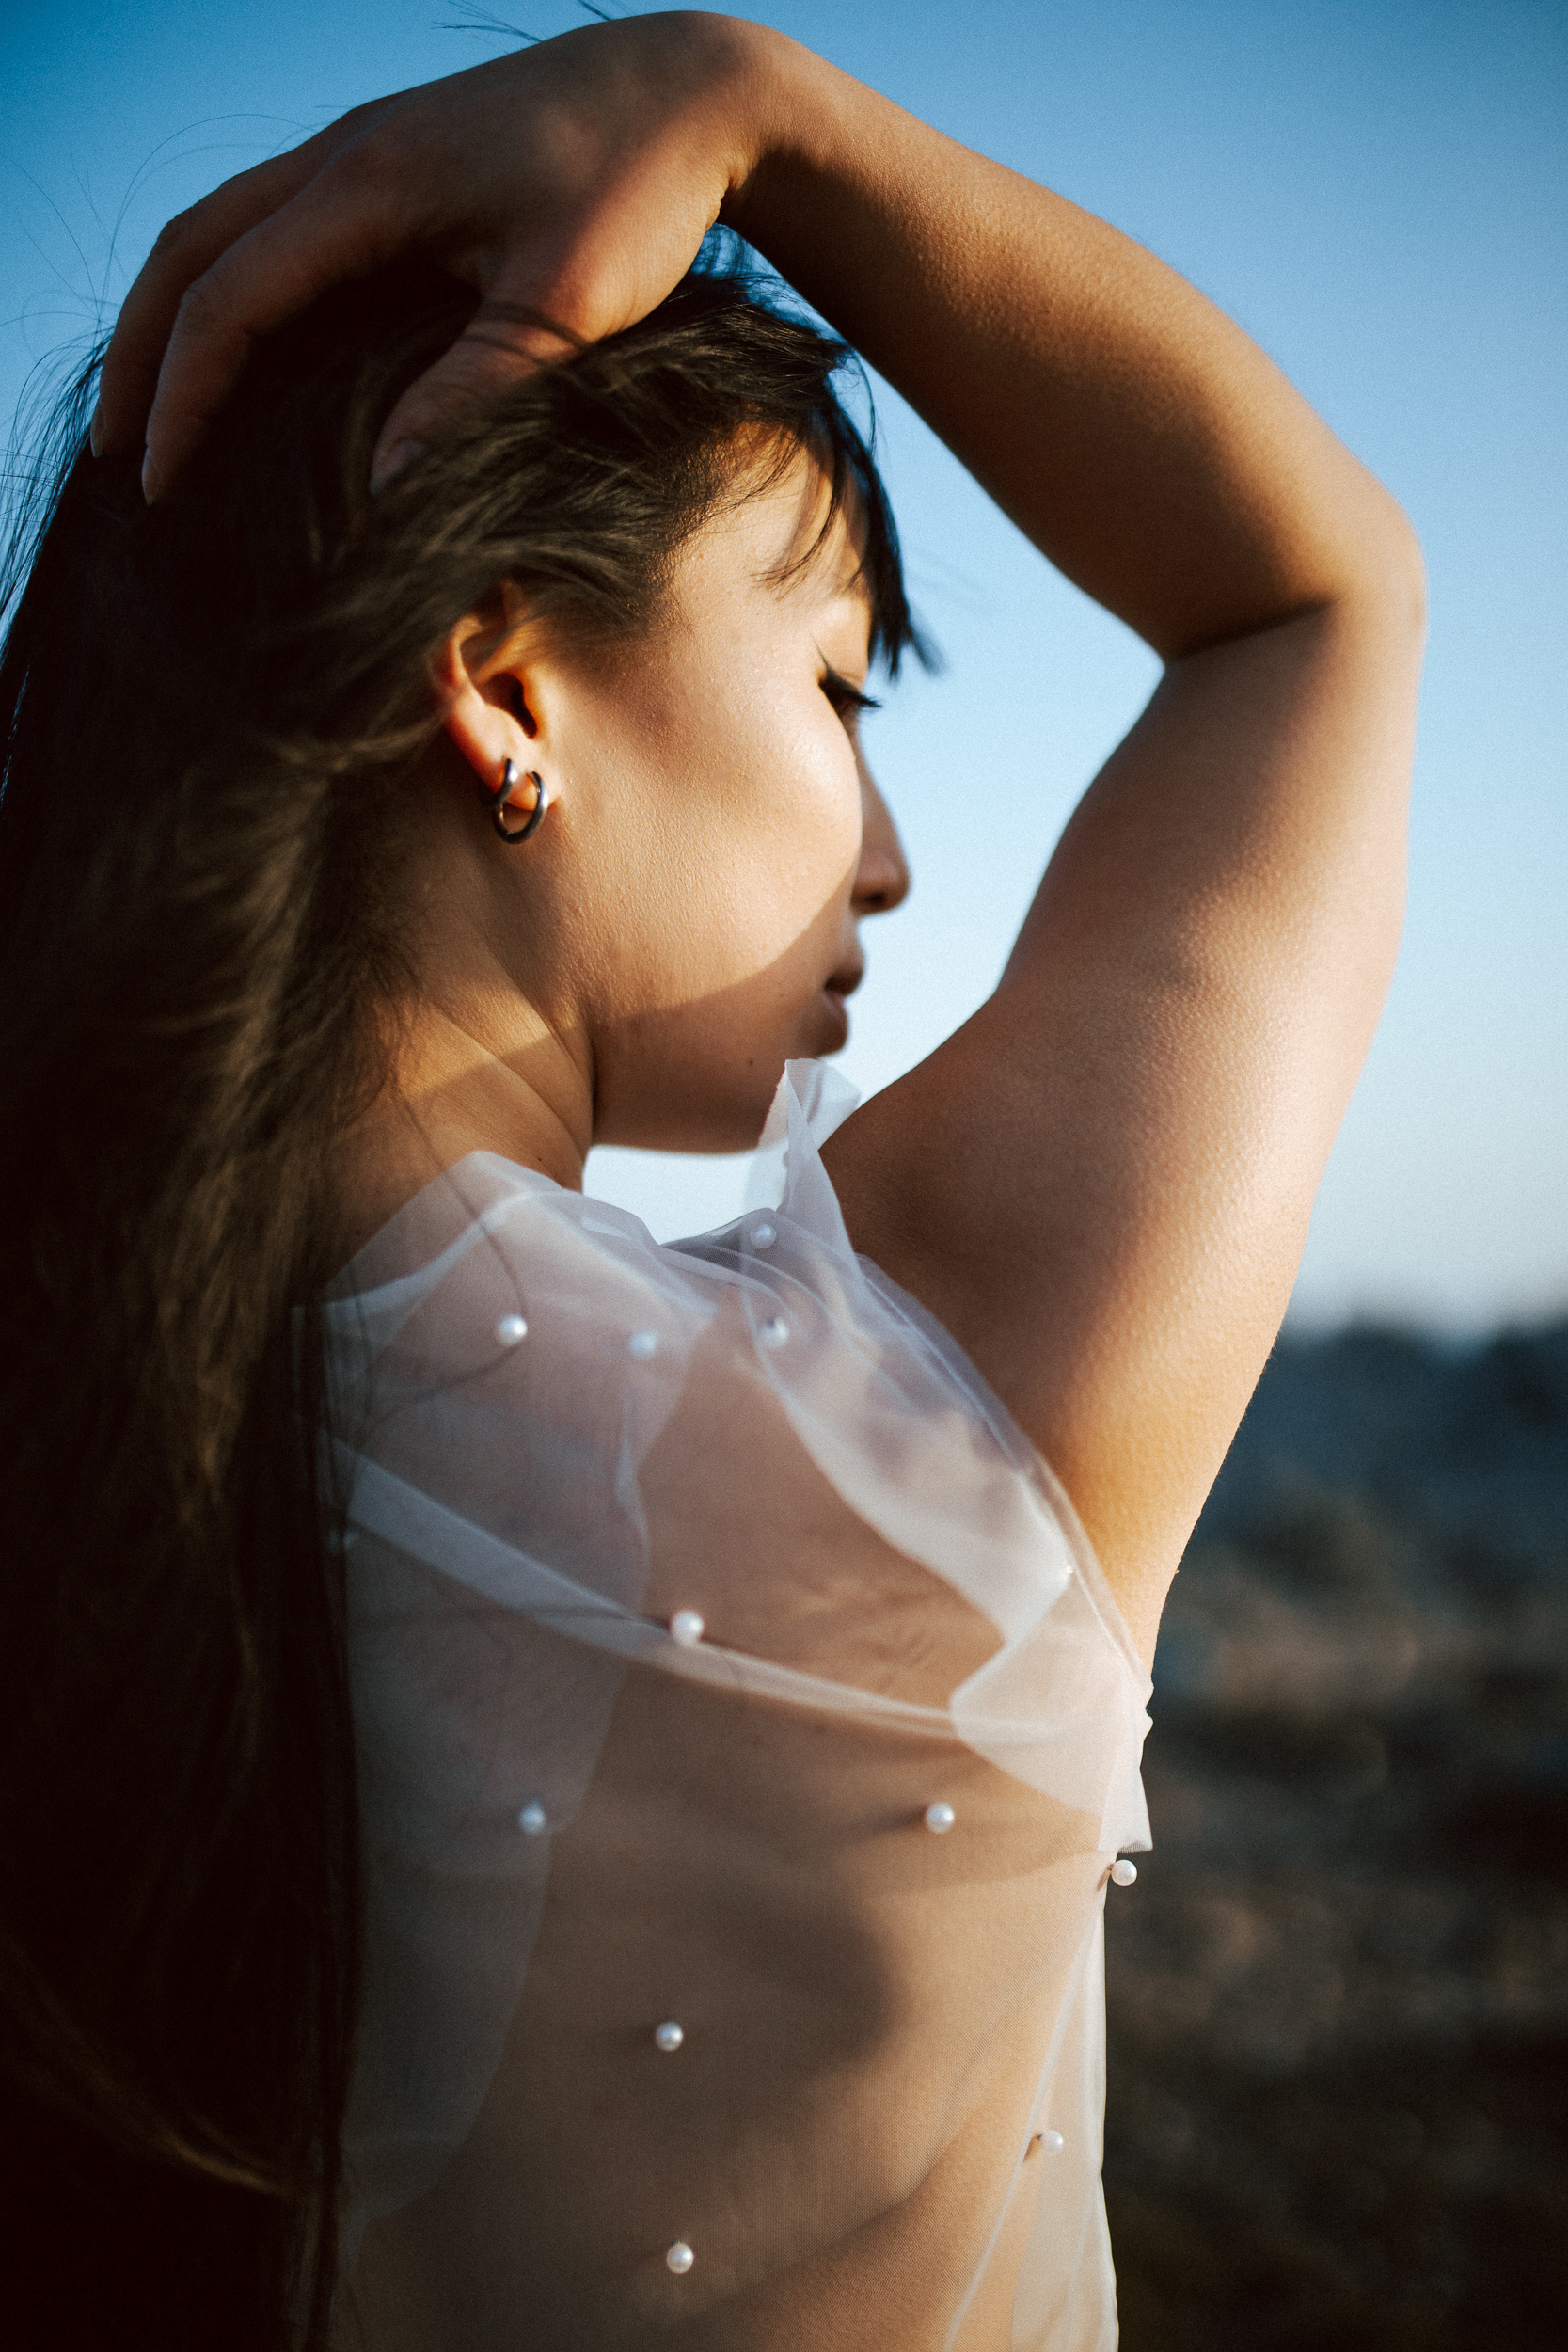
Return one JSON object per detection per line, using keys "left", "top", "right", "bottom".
{"left": 729, "top": 24, "right": 1415, "bottom": 659}
{"left": 102, "top": 4, "right": 1414, "bottom": 635}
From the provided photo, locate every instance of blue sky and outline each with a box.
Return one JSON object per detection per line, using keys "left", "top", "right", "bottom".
{"left": 4, "top": 0, "right": 1563, "bottom": 1329}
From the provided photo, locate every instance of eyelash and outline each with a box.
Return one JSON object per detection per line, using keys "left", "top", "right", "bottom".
{"left": 821, "top": 669, "right": 881, "bottom": 723}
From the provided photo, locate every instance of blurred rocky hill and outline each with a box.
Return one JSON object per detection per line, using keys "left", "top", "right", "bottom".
{"left": 1104, "top": 1321, "right": 1568, "bottom": 2350}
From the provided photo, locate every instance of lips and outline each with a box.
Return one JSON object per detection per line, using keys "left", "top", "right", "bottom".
{"left": 817, "top": 963, "right": 860, "bottom": 1050}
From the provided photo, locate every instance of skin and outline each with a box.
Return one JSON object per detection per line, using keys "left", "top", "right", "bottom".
{"left": 94, "top": 17, "right": 1426, "bottom": 2339}
{"left": 334, "top": 449, "right": 907, "bottom": 1249}
{"left": 98, "top": 19, "right": 1425, "bottom": 1668}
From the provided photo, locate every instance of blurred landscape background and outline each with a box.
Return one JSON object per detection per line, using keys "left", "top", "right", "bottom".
{"left": 1104, "top": 1320, "right": 1568, "bottom": 2348}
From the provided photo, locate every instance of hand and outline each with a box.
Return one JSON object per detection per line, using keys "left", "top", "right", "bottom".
{"left": 95, "top": 6, "right": 1422, "bottom": 1668}
{"left": 95, "top": 12, "right": 770, "bottom": 499}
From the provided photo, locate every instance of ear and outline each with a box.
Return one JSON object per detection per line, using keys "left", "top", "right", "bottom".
{"left": 435, "top": 585, "right": 551, "bottom": 817}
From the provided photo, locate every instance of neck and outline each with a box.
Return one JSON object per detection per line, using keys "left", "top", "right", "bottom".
{"left": 332, "top": 996, "right": 591, "bottom": 1268}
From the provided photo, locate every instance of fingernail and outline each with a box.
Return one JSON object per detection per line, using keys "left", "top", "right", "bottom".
{"left": 369, "top": 439, "right": 425, "bottom": 495}
{"left": 141, "top": 449, "right": 161, "bottom": 505}
{"left": 88, "top": 403, "right": 103, "bottom": 458}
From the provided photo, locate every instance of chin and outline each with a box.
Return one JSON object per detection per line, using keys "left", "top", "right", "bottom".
{"left": 805, "top": 989, "right": 850, "bottom": 1057}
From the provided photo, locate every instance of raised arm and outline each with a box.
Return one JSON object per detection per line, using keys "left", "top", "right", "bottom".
{"left": 731, "top": 49, "right": 1425, "bottom": 1661}
{"left": 98, "top": 13, "right": 1423, "bottom": 1658}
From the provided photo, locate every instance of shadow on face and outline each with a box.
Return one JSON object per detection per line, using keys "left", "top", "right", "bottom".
{"left": 412, "top": 449, "right": 912, "bottom": 1164}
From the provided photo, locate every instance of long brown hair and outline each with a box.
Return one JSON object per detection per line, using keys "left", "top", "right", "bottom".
{"left": 0, "top": 251, "right": 920, "bottom": 2346}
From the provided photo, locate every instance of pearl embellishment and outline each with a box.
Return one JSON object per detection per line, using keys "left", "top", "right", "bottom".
{"left": 516, "top": 1800, "right": 547, "bottom": 1836}
{"left": 751, "top": 1222, "right": 777, "bottom": 1249}
{"left": 665, "top": 2241, "right": 695, "bottom": 2275}
{"left": 670, "top": 1610, "right": 705, "bottom": 1647}
{"left": 496, "top": 1313, "right": 529, "bottom": 1345}
{"left": 1111, "top": 1858, "right": 1138, "bottom": 1887}
{"left": 924, "top": 1802, "right": 957, "bottom": 1835}
{"left": 654, "top": 2021, "right": 685, "bottom": 2053}
{"left": 760, "top": 1314, "right": 789, "bottom": 1348}
{"left": 627, "top": 1329, "right": 658, "bottom": 1360}
{"left": 1041, "top": 2129, "right": 1065, "bottom": 2153}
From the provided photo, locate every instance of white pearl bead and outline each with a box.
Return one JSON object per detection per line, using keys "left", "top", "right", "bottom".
{"left": 669, "top": 1609, "right": 705, "bottom": 1647}
{"left": 1041, "top": 2128, "right": 1065, "bottom": 2153}
{"left": 516, "top": 1800, "right": 547, "bottom": 1836}
{"left": 751, "top": 1222, "right": 777, "bottom": 1249}
{"left": 665, "top": 2241, "right": 694, "bottom": 2275}
{"left": 654, "top": 2021, "right": 685, "bottom": 2053}
{"left": 923, "top": 1802, "right": 957, "bottom": 1835}
{"left": 1111, "top": 1858, "right": 1138, "bottom": 1887}
{"left": 760, "top": 1314, "right": 789, "bottom": 1347}
{"left": 496, "top": 1313, "right": 529, "bottom": 1345}
{"left": 627, "top": 1329, "right": 658, "bottom": 1360}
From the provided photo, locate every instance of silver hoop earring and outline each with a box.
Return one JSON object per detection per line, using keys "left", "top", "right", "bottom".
{"left": 481, "top": 757, "right": 549, "bottom": 844}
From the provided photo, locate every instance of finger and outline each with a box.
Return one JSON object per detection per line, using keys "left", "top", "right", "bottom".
{"left": 95, "top": 148, "right": 325, "bottom": 458}
{"left": 368, "top": 211, "right": 705, "bottom": 487}
{"left": 370, "top": 305, "right": 582, "bottom": 490}
{"left": 138, "top": 169, "right": 420, "bottom": 500}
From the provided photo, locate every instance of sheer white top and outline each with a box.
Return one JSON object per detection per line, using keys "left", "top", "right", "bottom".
{"left": 326, "top": 1062, "right": 1151, "bottom": 2350}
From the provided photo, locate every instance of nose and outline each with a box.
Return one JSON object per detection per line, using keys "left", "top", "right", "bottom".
{"left": 852, "top": 765, "right": 911, "bottom": 917}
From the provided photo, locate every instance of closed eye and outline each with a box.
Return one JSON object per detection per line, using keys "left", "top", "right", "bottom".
{"left": 821, "top": 666, "right": 881, "bottom": 728}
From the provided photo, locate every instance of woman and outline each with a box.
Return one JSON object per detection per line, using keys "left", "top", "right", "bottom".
{"left": 0, "top": 13, "right": 1423, "bottom": 2349}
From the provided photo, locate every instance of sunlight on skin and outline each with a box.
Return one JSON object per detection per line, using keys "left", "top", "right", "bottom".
{"left": 333, "top": 444, "right": 910, "bottom": 1263}
{"left": 247, "top": 12, "right": 1420, "bottom": 1684}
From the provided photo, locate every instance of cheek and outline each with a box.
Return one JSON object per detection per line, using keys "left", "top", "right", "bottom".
{"left": 642, "top": 701, "right": 862, "bottom": 984}
{"left": 734, "top": 696, "right": 862, "bottom": 898}
{"left": 578, "top": 695, "right": 862, "bottom": 1149}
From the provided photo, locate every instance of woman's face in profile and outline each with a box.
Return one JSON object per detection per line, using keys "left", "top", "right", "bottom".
{"left": 520, "top": 451, "right": 910, "bottom": 1153}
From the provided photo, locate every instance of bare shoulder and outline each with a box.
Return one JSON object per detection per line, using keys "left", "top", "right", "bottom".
{"left": 825, "top": 561, "right": 1427, "bottom": 1664}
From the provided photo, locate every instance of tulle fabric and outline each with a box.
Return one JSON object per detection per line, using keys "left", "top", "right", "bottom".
{"left": 326, "top": 1062, "right": 1149, "bottom": 2348}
